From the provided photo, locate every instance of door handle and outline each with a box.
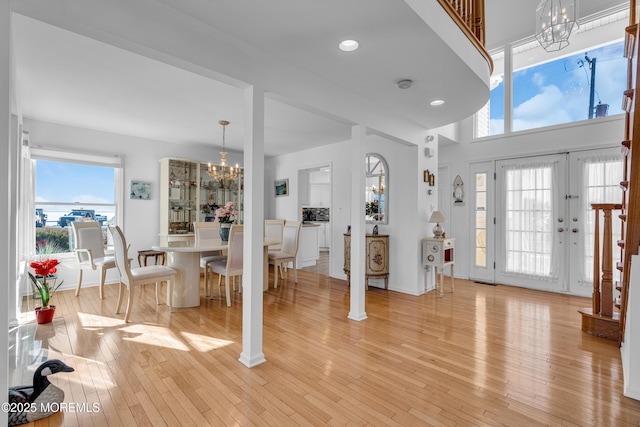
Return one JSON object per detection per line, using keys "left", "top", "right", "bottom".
{"left": 572, "top": 228, "right": 578, "bottom": 233}
{"left": 558, "top": 227, "right": 564, "bottom": 232}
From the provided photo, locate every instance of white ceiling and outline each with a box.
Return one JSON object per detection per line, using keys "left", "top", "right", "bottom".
{"left": 11, "top": 0, "right": 627, "bottom": 156}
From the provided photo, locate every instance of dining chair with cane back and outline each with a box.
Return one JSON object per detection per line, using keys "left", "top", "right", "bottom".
{"left": 108, "top": 225, "right": 177, "bottom": 322}
{"left": 268, "top": 220, "right": 302, "bottom": 288}
{"left": 193, "top": 221, "right": 227, "bottom": 297}
{"left": 264, "top": 219, "right": 285, "bottom": 251}
{"left": 207, "top": 224, "right": 243, "bottom": 307}
{"left": 71, "top": 221, "right": 116, "bottom": 299}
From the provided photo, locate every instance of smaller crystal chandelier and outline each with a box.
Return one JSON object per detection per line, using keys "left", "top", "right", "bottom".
{"left": 208, "top": 120, "right": 239, "bottom": 181}
{"left": 535, "top": 0, "right": 579, "bottom": 52}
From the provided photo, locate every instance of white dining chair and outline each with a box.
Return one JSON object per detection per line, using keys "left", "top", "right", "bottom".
{"left": 193, "top": 221, "right": 227, "bottom": 297}
{"left": 265, "top": 219, "right": 285, "bottom": 251}
{"left": 72, "top": 221, "right": 117, "bottom": 299}
{"left": 208, "top": 225, "right": 243, "bottom": 307}
{"left": 268, "top": 220, "right": 302, "bottom": 288}
{"left": 108, "top": 225, "right": 177, "bottom": 322}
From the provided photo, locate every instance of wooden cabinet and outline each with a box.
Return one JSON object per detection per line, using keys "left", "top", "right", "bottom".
{"left": 160, "top": 158, "right": 200, "bottom": 241}
{"left": 160, "top": 158, "right": 244, "bottom": 244}
{"left": 343, "top": 233, "right": 389, "bottom": 289}
{"left": 422, "top": 237, "right": 455, "bottom": 297}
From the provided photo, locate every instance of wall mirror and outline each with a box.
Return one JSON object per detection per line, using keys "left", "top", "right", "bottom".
{"left": 365, "top": 153, "right": 388, "bottom": 224}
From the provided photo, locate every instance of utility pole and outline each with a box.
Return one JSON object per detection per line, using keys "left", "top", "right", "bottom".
{"left": 585, "top": 55, "right": 597, "bottom": 119}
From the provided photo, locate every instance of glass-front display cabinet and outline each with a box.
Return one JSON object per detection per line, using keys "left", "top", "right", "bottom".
{"left": 199, "top": 163, "right": 244, "bottom": 223}
{"left": 159, "top": 158, "right": 200, "bottom": 241}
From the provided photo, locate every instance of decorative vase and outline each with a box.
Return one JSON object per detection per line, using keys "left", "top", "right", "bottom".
{"left": 219, "top": 223, "right": 231, "bottom": 242}
{"left": 35, "top": 305, "right": 56, "bottom": 324}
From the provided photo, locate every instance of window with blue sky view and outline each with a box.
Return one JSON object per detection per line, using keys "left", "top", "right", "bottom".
{"left": 478, "top": 39, "right": 626, "bottom": 137}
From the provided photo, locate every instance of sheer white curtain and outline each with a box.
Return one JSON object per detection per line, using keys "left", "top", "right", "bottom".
{"left": 502, "top": 160, "right": 560, "bottom": 281}
{"left": 581, "top": 153, "right": 624, "bottom": 284}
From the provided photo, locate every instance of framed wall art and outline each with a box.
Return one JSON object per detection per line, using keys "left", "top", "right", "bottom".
{"left": 274, "top": 178, "right": 289, "bottom": 197}
{"left": 130, "top": 180, "right": 151, "bottom": 200}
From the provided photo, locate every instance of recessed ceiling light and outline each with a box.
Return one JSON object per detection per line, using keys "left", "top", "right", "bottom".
{"left": 430, "top": 99, "right": 445, "bottom": 106}
{"left": 339, "top": 40, "right": 359, "bottom": 52}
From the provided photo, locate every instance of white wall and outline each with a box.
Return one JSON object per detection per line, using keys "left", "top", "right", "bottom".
{"left": 439, "top": 115, "right": 625, "bottom": 280}
{"left": 24, "top": 118, "right": 243, "bottom": 290}
{"left": 266, "top": 134, "right": 436, "bottom": 295}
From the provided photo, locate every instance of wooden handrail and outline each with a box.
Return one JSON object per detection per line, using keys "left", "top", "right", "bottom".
{"left": 437, "top": 0, "right": 493, "bottom": 73}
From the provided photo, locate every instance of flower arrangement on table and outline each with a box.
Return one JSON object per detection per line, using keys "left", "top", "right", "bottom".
{"left": 215, "top": 201, "right": 239, "bottom": 224}
{"left": 29, "top": 259, "right": 64, "bottom": 308}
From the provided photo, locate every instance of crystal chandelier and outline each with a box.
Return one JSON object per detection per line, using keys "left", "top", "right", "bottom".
{"left": 208, "top": 120, "right": 238, "bottom": 181}
{"left": 535, "top": 0, "right": 579, "bottom": 52}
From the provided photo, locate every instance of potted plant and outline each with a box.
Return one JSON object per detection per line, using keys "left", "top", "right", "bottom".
{"left": 28, "top": 259, "right": 64, "bottom": 324}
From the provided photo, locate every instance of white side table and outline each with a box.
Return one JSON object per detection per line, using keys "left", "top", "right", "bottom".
{"left": 422, "top": 238, "right": 455, "bottom": 297}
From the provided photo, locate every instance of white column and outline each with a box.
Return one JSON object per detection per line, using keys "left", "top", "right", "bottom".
{"left": 0, "top": 1, "right": 11, "bottom": 424}
{"left": 348, "top": 125, "right": 367, "bottom": 321}
{"left": 504, "top": 44, "right": 513, "bottom": 134}
{"left": 239, "top": 85, "right": 266, "bottom": 367}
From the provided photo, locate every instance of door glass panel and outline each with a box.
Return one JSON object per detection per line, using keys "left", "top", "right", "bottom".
{"left": 474, "top": 172, "right": 487, "bottom": 267}
{"left": 503, "top": 162, "right": 556, "bottom": 279}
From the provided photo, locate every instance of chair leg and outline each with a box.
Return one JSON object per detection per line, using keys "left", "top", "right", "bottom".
{"left": 225, "top": 275, "right": 231, "bottom": 307}
{"left": 293, "top": 260, "right": 298, "bottom": 283}
{"left": 115, "top": 281, "right": 124, "bottom": 314}
{"left": 167, "top": 279, "right": 173, "bottom": 312}
{"left": 75, "top": 269, "right": 83, "bottom": 296}
{"left": 155, "top": 281, "right": 161, "bottom": 305}
{"left": 99, "top": 267, "right": 107, "bottom": 299}
{"left": 203, "top": 265, "right": 209, "bottom": 297}
{"left": 274, "top": 263, "right": 279, "bottom": 289}
{"left": 124, "top": 285, "right": 134, "bottom": 323}
{"left": 237, "top": 275, "right": 242, "bottom": 294}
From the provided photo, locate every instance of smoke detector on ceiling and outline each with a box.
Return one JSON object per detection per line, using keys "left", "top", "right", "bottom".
{"left": 397, "top": 79, "right": 413, "bottom": 89}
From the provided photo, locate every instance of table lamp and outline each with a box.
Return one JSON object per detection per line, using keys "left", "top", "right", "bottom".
{"left": 428, "top": 210, "right": 447, "bottom": 239}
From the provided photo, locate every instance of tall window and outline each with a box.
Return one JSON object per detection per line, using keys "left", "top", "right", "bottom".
{"left": 512, "top": 40, "right": 625, "bottom": 132}
{"left": 475, "top": 49, "right": 504, "bottom": 137}
{"left": 475, "top": 8, "right": 627, "bottom": 138}
{"left": 32, "top": 150, "right": 121, "bottom": 255}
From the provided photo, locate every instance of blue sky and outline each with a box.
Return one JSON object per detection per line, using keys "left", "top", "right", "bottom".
{"left": 35, "top": 160, "right": 115, "bottom": 204}
{"left": 490, "top": 40, "right": 625, "bottom": 134}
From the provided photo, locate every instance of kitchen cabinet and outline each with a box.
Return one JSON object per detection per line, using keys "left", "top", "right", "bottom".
{"left": 297, "top": 224, "right": 320, "bottom": 268}
{"left": 317, "top": 223, "right": 331, "bottom": 251}
{"left": 343, "top": 233, "right": 389, "bottom": 289}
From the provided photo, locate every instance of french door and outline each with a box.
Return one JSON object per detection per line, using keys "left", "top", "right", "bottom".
{"left": 489, "top": 149, "right": 623, "bottom": 295}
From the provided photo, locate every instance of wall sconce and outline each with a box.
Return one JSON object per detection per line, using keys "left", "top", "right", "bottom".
{"left": 423, "top": 170, "right": 435, "bottom": 186}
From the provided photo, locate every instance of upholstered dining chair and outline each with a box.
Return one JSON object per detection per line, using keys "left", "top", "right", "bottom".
{"left": 193, "top": 221, "right": 227, "bottom": 297}
{"left": 264, "top": 219, "right": 285, "bottom": 251}
{"left": 108, "top": 225, "right": 177, "bottom": 322}
{"left": 268, "top": 220, "right": 302, "bottom": 288}
{"left": 207, "top": 225, "right": 243, "bottom": 307}
{"left": 72, "top": 221, "right": 117, "bottom": 299}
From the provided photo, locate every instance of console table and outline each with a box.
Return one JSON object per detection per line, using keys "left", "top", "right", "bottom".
{"left": 422, "top": 237, "right": 455, "bottom": 297}
{"left": 343, "top": 233, "right": 389, "bottom": 289}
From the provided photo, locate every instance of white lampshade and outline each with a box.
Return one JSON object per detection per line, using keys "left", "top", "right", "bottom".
{"left": 428, "top": 210, "right": 447, "bottom": 238}
{"left": 428, "top": 211, "right": 447, "bottom": 224}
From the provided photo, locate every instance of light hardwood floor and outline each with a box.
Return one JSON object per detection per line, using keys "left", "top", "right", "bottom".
{"left": 10, "top": 270, "right": 640, "bottom": 426}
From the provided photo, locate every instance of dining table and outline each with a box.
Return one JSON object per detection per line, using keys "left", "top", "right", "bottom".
{"left": 152, "top": 236, "right": 280, "bottom": 308}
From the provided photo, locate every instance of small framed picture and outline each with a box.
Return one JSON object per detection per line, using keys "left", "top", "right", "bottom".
{"left": 130, "top": 180, "right": 151, "bottom": 200}
{"left": 274, "top": 178, "right": 289, "bottom": 197}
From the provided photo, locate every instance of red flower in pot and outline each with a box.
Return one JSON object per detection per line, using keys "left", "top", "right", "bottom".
{"left": 29, "top": 259, "right": 64, "bottom": 323}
